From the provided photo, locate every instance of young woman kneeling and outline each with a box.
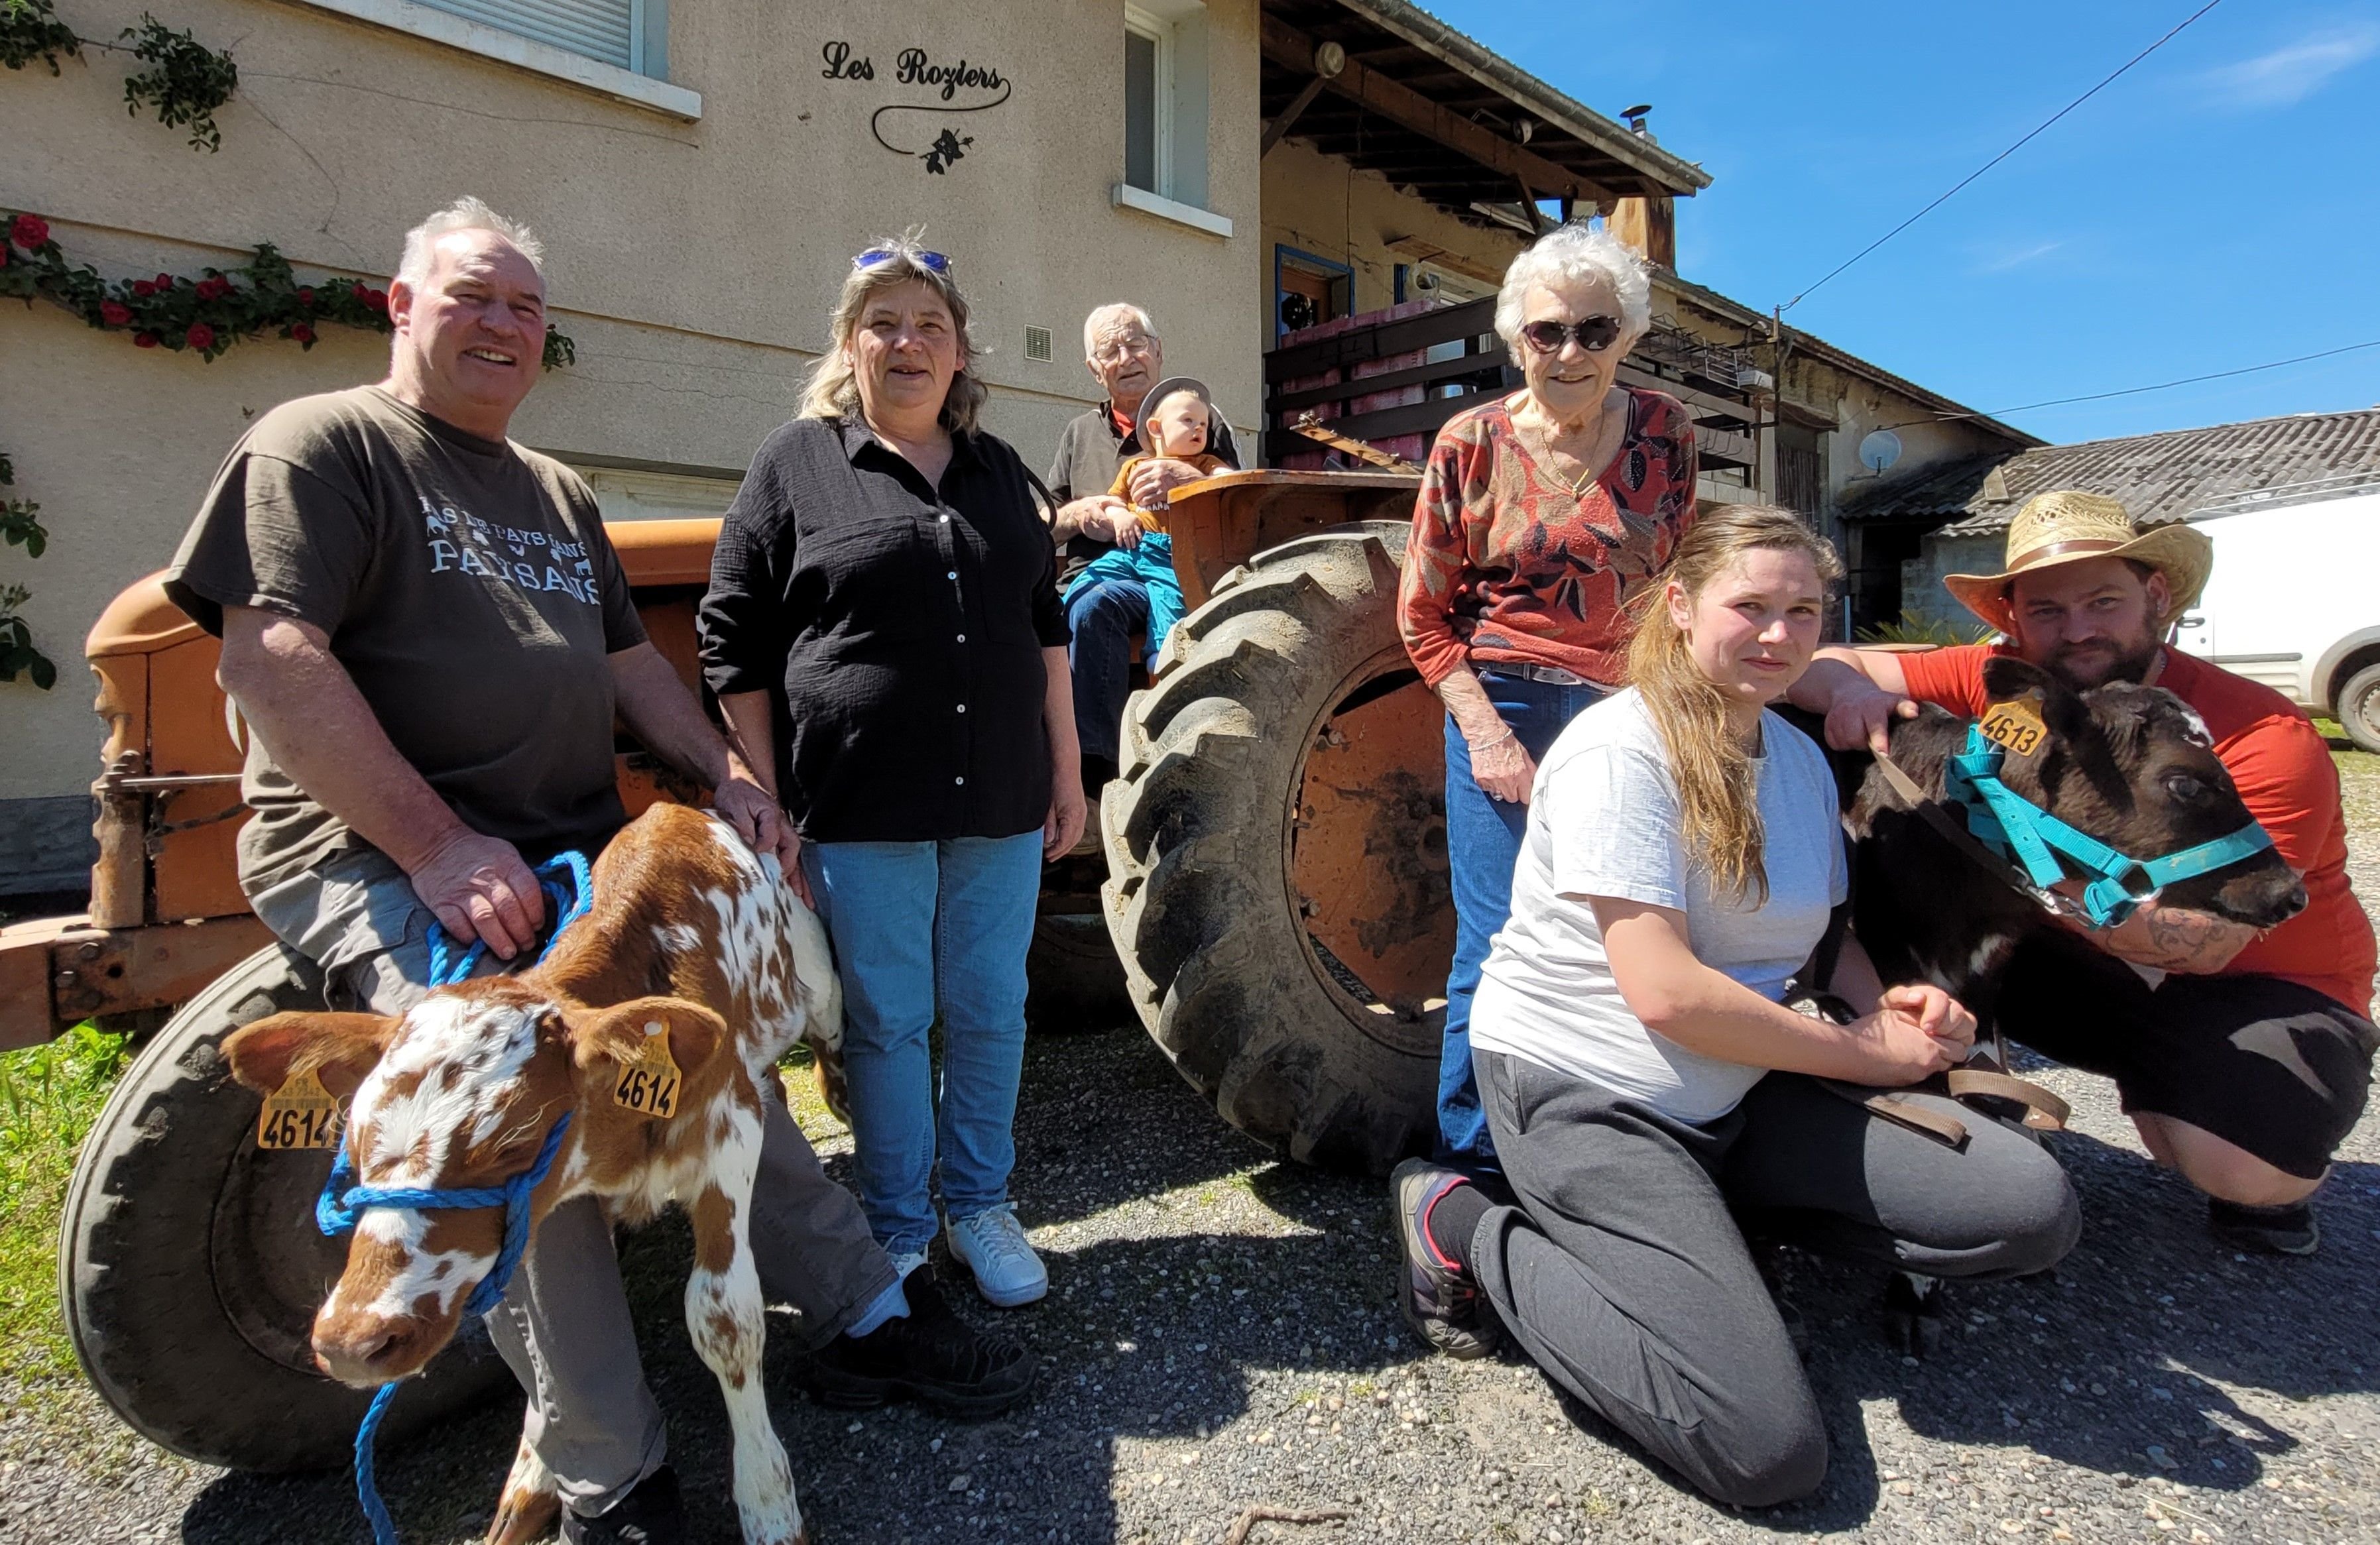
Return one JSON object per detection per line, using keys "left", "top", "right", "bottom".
{"left": 1392, "top": 506, "right": 2080, "bottom": 1508}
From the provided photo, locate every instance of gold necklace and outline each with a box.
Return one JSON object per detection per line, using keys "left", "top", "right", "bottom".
{"left": 1515, "top": 394, "right": 1616, "bottom": 502}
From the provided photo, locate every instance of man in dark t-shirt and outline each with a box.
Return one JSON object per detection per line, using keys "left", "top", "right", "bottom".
{"left": 164, "top": 201, "right": 1028, "bottom": 1542}
{"left": 1044, "top": 303, "right": 1240, "bottom": 799}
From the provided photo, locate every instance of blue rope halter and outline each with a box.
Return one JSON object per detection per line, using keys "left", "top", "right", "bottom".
{"left": 318, "top": 1114, "right": 573, "bottom": 1545}
{"left": 1942, "top": 724, "right": 2275, "bottom": 929}
{"left": 320, "top": 846, "right": 593, "bottom": 1545}
{"left": 426, "top": 848, "right": 595, "bottom": 988}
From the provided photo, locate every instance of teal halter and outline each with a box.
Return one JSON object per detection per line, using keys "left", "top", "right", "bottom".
{"left": 1942, "top": 724, "right": 2274, "bottom": 929}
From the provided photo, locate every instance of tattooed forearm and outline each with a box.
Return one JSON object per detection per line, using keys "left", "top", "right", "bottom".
{"left": 2100, "top": 903, "right": 2257, "bottom": 973}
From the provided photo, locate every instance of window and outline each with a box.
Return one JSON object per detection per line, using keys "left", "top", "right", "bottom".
{"left": 1124, "top": 21, "right": 1164, "bottom": 196}
{"left": 414, "top": 0, "right": 666, "bottom": 75}
{"left": 1276, "top": 247, "right": 1352, "bottom": 337}
{"left": 1122, "top": 1, "right": 1209, "bottom": 207}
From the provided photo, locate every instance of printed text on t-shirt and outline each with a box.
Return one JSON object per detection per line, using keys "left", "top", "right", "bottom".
{"left": 421, "top": 496, "right": 601, "bottom": 605}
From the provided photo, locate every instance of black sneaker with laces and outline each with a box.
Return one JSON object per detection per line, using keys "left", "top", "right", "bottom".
{"left": 2208, "top": 1196, "right": 2320, "bottom": 1256}
{"left": 560, "top": 1464, "right": 683, "bottom": 1545}
{"left": 807, "top": 1266, "right": 1038, "bottom": 1417}
{"left": 1390, "top": 1157, "right": 1501, "bottom": 1360}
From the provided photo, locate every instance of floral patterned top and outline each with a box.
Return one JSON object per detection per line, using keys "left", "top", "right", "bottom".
{"left": 1398, "top": 389, "right": 1698, "bottom": 688}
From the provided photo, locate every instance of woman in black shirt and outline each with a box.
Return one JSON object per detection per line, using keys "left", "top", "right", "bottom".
{"left": 700, "top": 237, "right": 1083, "bottom": 1310}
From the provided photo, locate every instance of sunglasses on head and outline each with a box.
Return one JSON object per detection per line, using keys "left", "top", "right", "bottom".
{"left": 1518, "top": 315, "right": 1623, "bottom": 355}
{"left": 853, "top": 247, "right": 951, "bottom": 274}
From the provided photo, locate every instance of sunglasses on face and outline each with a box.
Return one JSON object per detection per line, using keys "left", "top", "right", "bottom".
{"left": 1518, "top": 315, "right": 1623, "bottom": 355}
{"left": 853, "top": 247, "right": 951, "bottom": 274}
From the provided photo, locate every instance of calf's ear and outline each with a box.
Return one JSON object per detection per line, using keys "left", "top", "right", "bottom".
{"left": 223, "top": 1011, "right": 399, "bottom": 1100}
{"left": 1978, "top": 654, "right": 2090, "bottom": 746}
{"left": 569, "top": 996, "right": 731, "bottom": 1116}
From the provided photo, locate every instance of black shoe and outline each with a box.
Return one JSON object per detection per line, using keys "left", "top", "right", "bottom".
{"left": 807, "top": 1267, "right": 1038, "bottom": 1418}
{"left": 2209, "top": 1197, "right": 2320, "bottom": 1256}
{"left": 560, "top": 1465, "right": 683, "bottom": 1545}
{"left": 1390, "top": 1158, "right": 1500, "bottom": 1360}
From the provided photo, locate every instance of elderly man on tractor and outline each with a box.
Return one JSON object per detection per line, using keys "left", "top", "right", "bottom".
{"left": 161, "top": 196, "right": 1032, "bottom": 1544}
{"left": 1791, "top": 489, "right": 2377, "bottom": 1257}
{"left": 1043, "top": 302, "right": 1242, "bottom": 809}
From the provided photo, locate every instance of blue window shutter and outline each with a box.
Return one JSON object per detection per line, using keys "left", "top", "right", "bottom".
{"left": 415, "top": 0, "right": 644, "bottom": 72}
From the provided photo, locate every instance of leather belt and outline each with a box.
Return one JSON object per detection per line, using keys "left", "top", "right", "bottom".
{"left": 1486, "top": 662, "right": 1598, "bottom": 687}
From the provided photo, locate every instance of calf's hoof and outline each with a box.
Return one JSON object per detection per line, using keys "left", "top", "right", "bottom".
{"left": 1883, "top": 1271, "right": 1944, "bottom": 1359}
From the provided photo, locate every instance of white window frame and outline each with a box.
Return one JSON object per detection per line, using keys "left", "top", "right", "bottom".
{"left": 1124, "top": 5, "right": 1175, "bottom": 200}
{"left": 281, "top": 0, "right": 701, "bottom": 120}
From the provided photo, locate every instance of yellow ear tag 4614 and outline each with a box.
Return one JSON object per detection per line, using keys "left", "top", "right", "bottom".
{"left": 258, "top": 1066, "right": 343, "bottom": 1150}
{"left": 613, "top": 1021, "right": 682, "bottom": 1119}
{"left": 1978, "top": 689, "right": 2049, "bottom": 756}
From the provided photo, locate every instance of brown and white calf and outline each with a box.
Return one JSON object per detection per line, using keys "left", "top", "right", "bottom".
{"left": 223, "top": 801, "right": 840, "bottom": 1545}
{"left": 1848, "top": 655, "right": 2308, "bottom": 1017}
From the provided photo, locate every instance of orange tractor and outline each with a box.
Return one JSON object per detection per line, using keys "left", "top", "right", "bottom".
{"left": 9, "top": 467, "right": 1468, "bottom": 1469}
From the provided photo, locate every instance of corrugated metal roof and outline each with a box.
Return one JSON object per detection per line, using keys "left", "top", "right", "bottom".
{"left": 1842, "top": 408, "right": 2380, "bottom": 534}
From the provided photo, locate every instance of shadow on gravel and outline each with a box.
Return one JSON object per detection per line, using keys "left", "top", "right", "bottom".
{"left": 1712, "top": 1135, "right": 2380, "bottom": 1534}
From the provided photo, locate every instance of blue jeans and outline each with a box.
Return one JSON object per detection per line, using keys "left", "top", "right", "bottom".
{"left": 800, "top": 832, "right": 1045, "bottom": 1255}
{"left": 1065, "top": 537, "right": 1188, "bottom": 764}
{"left": 1064, "top": 572, "right": 1146, "bottom": 764}
{"left": 1439, "top": 669, "right": 1609, "bottom": 1162}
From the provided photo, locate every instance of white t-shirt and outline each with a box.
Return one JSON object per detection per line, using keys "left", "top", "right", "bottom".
{"left": 1471, "top": 688, "right": 1848, "bottom": 1125}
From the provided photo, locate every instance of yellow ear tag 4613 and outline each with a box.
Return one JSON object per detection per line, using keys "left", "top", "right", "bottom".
{"left": 258, "top": 1066, "right": 343, "bottom": 1150}
{"left": 1979, "top": 689, "right": 2049, "bottom": 756}
{"left": 613, "top": 1021, "right": 682, "bottom": 1119}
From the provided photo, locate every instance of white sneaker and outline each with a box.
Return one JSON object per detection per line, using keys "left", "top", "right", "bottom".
{"left": 887, "top": 1248, "right": 929, "bottom": 1282}
{"left": 944, "top": 1205, "right": 1047, "bottom": 1308}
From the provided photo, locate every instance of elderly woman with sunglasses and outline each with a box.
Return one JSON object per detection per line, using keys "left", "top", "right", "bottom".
{"left": 700, "top": 236, "right": 1085, "bottom": 1311}
{"left": 1396, "top": 222, "right": 1698, "bottom": 1200}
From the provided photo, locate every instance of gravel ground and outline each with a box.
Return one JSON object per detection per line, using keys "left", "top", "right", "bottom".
{"left": 3, "top": 753, "right": 2375, "bottom": 1545}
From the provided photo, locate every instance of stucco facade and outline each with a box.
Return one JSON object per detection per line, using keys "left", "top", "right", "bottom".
{"left": 0, "top": 0, "right": 1264, "bottom": 889}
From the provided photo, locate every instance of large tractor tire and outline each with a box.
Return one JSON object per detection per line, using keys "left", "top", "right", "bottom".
{"left": 61, "top": 943, "right": 513, "bottom": 1471}
{"left": 1101, "top": 522, "right": 1449, "bottom": 1174}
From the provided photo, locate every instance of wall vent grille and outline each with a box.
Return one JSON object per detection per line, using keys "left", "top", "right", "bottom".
{"left": 1024, "top": 325, "right": 1054, "bottom": 363}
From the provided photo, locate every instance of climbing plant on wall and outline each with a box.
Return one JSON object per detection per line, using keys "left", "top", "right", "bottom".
{"left": 0, "top": 449, "right": 55, "bottom": 689}
{"left": 2, "top": 0, "right": 239, "bottom": 151}
{"left": 1, "top": 211, "right": 577, "bottom": 366}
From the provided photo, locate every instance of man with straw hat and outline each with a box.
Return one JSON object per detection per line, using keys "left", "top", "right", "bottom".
{"left": 1792, "top": 490, "right": 2375, "bottom": 1257}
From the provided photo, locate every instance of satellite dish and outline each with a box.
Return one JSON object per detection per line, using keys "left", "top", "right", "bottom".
{"left": 1858, "top": 429, "right": 1903, "bottom": 475}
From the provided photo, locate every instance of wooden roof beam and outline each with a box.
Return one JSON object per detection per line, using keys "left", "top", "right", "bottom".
{"left": 1260, "top": 13, "right": 1620, "bottom": 210}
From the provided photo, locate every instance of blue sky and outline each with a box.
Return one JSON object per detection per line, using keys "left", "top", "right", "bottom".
{"left": 1426, "top": 1, "right": 2380, "bottom": 445}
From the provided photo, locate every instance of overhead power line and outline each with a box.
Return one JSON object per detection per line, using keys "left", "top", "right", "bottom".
{"left": 1777, "top": 0, "right": 2226, "bottom": 317}
{"left": 1936, "top": 339, "right": 2380, "bottom": 421}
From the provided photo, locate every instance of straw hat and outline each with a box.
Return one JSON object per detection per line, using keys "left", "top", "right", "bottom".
{"left": 1943, "top": 489, "right": 2213, "bottom": 635}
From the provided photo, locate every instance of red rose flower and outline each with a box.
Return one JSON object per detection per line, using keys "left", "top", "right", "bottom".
{"left": 364, "top": 288, "right": 389, "bottom": 313}
{"left": 131, "top": 279, "right": 156, "bottom": 298}
{"left": 133, "top": 331, "right": 160, "bottom": 348}
{"left": 352, "top": 281, "right": 371, "bottom": 302}
{"left": 297, "top": 286, "right": 316, "bottom": 307}
{"left": 186, "top": 323, "right": 217, "bottom": 351}
{"left": 154, "top": 272, "right": 175, "bottom": 290}
{"left": 100, "top": 300, "right": 134, "bottom": 326}
{"left": 9, "top": 214, "right": 50, "bottom": 250}
{"left": 195, "top": 276, "right": 230, "bottom": 302}
{"left": 290, "top": 323, "right": 316, "bottom": 345}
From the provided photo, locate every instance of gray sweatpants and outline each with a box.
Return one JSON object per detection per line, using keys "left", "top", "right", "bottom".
{"left": 251, "top": 846, "right": 899, "bottom": 1516}
{"left": 1472, "top": 1049, "right": 2081, "bottom": 1509}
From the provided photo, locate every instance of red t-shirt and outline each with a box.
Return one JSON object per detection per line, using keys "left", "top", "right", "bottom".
{"left": 1896, "top": 644, "right": 2375, "bottom": 1014}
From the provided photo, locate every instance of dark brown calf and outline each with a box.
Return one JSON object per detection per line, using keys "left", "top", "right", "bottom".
{"left": 1848, "top": 656, "right": 2307, "bottom": 1016}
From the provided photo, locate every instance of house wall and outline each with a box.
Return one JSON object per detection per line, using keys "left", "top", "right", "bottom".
{"left": 1257, "top": 136, "right": 1525, "bottom": 351}
{"left": 0, "top": 0, "right": 1262, "bottom": 891}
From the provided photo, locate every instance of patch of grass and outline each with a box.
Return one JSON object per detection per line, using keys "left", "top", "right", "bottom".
{"left": 0, "top": 1023, "right": 129, "bottom": 1387}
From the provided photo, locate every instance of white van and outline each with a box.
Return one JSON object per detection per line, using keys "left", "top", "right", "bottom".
{"left": 2167, "top": 479, "right": 2380, "bottom": 752}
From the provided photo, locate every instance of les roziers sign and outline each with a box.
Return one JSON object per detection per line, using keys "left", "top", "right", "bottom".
{"left": 821, "top": 40, "right": 1012, "bottom": 176}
